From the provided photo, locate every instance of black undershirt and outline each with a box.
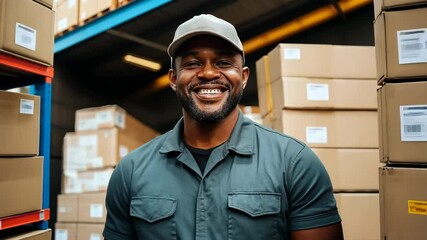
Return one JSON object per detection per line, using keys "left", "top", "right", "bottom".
{"left": 185, "top": 144, "right": 215, "bottom": 174}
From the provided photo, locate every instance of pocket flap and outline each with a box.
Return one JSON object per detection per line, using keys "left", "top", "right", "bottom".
{"left": 228, "top": 192, "right": 281, "bottom": 217}
{"left": 130, "top": 196, "right": 177, "bottom": 223}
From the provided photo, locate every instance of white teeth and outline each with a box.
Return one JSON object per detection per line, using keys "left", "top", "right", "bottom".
{"left": 199, "top": 89, "right": 221, "bottom": 94}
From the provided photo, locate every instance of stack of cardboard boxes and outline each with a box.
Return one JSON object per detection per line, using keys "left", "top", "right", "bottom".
{"left": 256, "top": 43, "right": 380, "bottom": 239}
{"left": 55, "top": 105, "right": 159, "bottom": 239}
{"left": 0, "top": 0, "right": 54, "bottom": 239}
{"left": 374, "top": 0, "right": 427, "bottom": 239}
{"left": 54, "top": 0, "right": 128, "bottom": 36}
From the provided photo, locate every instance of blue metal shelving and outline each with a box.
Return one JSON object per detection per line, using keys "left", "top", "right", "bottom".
{"left": 54, "top": 0, "right": 172, "bottom": 53}
{"left": 0, "top": 52, "right": 53, "bottom": 231}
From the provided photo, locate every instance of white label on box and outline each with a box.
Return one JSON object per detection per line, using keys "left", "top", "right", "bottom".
{"left": 400, "top": 105, "right": 427, "bottom": 141}
{"left": 397, "top": 28, "right": 427, "bottom": 64}
{"left": 15, "top": 23, "right": 36, "bottom": 51}
{"left": 69, "top": 179, "right": 83, "bottom": 193}
{"left": 59, "top": 207, "right": 67, "bottom": 213}
{"left": 119, "top": 145, "right": 129, "bottom": 158}
{"left": 96, "top": 111, "right": 113, "bottom": 124}
{"left": 306, "top": 83, "right": 329, "bottom": 101}
{"left": 84, "top": 180, "right": 99, "bottom": 191}
{"left": 78, "top": 119, "right": 97, "bottom": 131}
{"left": 90, "top": 204, "right": 104, "bottom": 218}
{"left": 90, "top": 233, "right": 102, "bottom": 240}
{"left": 78, "top": 135, "right": 98, "bottom": 147}
{"left": 68, "top": 0, "right": 76, "bottom": 8}
{"left": 283, "top": 48, "right": 301, "bottom": 60}
{"left": 55, "top": 229, "right": 68, "bottom": 240}
{"left": 90, "top": 156, "right": 104, "bottom": 168}
{"left": 115, "top": 112, "right": 125, "bottom": 129}
{"left": 64, "top": 169, "right": 78, "bottom": 178}
{"left": 67, "top": 147, "right": 87, "bottom": 169}
{"left": 94, "top": 171, "right": 113, "bottom": 186}
{"left": 58, "top": 18, "right": 68, "bottom": 31}
{"left": 306, "top": 127, "right": 327, "bottom": 143}
{"left": 19, "top": 99, "right": 34, "bottom": 114}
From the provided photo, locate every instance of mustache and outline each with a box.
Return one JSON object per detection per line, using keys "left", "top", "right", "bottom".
{"left": 188, "top": 80, "right": 231, "bottom": 91}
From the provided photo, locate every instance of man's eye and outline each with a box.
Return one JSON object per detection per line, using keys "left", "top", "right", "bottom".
{"left": 216, "top": 60, "right": 233, "bottom": 67}
{"left": 182, "top": 62, "right": 201, "bottom": 68}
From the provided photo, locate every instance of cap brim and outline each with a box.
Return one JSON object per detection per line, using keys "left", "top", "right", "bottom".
{"left": 167, "top": 30, "right": 243, "bottom": 58}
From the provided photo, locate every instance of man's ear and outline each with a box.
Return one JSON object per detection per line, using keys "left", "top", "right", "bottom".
{"left": 242, "top": 66, "right": 250, "bottom": 89}
{"left": 168, "top": 69, "right": 177, "bottom": 91}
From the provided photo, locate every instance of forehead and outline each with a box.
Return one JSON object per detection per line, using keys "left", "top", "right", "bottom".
{"left": 175, "top": 35, "right": 240, "bottom": 57}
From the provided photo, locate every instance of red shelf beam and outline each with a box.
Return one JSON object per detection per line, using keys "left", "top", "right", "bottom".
{"left": 0, "top": 209, "right": 50, "bottom": 231}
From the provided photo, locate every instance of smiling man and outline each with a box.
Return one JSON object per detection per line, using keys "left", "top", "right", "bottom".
{"left": 103, "top": 14, "right": 344, "bottom": 240}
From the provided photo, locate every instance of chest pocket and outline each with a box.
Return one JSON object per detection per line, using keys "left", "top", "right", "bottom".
{"left": 130, "top": 196, "right": 177, "bottom": 239}
{"left": 227, "top": 192, "right": 282, "bottom": 240}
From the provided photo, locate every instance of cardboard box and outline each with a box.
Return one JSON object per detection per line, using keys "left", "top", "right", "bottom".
{"left": 255, "top": 55, "right": 273, "bottom": 117}
{"left": 1, "top": 229, "right": 52, "bottom": 240}
{"left": 313, "top": 148, "right": 381, "bottom": 192}
{"left": 375, "top": 8, "right": 427, "bottom": 83}
{"left": 63, "top": 168, "right": 113, "bottom": 194}
{"left": 77, "top": 223, "right": 104, "bottom": 240}
{"left": 79, "top": 0, "right": 98, "bottom": 23}
{"left": 268, "top": 44, "right": 376, "bottom": 81}
{"left": 0, "top": 0, "right": 54, "bottom": 65}
{"left": 75, "top": 105, "right": 159, "bottom": 144}
{"left": 0, "top": 91, "right": 40, "bottom": 156}
{"left": 55, "top": 222, "right": 77, "bottom": 240}
{"left": 271, "top": 77, "right": 378, "bottom": 110}
{"left": 378, "top": 82, "right": 427, "bottom": 164}
{"left": 373, "top": 0, "right": 427, "bottom": 19}
{"left": 78, "top": 193, "right": 107, "bottom": 223}
{"left": 334, "top": 193, "right": 380, "bottom": 240}
{"left": 0, "top": 157, "right": 43, "bottom": 218}
{"left": 98, "top": 0, "right": 115, "bottom": 12}
{"left": 34, "top": 0, "right": 54, "bottom": 8}
{"left": 54, "top": 0, "right": 79, "bottom": 34}
{"left": 271, "top": 109, "right": 379, "bottom": 148}
{"left": 379, "top": 167, "right": 427, "bottom": 239}
{"left": 57, "top": 194, "right": 78, "bottom": 222}
{"left": 63, "top": 128, "right": 144, "bottom": 171}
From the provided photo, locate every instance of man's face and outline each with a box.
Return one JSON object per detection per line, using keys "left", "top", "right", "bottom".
{"left": 169, "top": 35, "right": 249, "bottom": 123}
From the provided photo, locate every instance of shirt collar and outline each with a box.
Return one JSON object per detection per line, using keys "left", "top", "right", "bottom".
{"left": 159, "top": 110, "right": 255, "bottom": 156}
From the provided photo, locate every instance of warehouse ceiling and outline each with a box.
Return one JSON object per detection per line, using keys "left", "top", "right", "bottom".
{"left": 53, "top": 0, "right": 374, "bottom": 133}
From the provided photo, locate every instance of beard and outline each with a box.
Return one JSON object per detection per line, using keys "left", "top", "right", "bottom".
{"left": 176, "top": 85, "right": 243, "bottom": 123}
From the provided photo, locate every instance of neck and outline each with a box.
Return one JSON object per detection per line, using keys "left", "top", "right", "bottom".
{"left": 183, "top": 108, "right": 239, "bottom": 149}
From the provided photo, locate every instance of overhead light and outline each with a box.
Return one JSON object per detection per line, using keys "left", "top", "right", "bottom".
{"left": 123, "top": 54, "right": 162, "bottom": 71}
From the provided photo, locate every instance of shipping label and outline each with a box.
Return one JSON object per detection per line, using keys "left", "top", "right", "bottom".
{"left": 397, "top": 28, "right": 427, "bottom": 64}
{"left": 20, "top": 98, "right": 34, "bottom": 115}
{"left": 15, "top": 23, "right": 36, "bottom": 51}
{"left": 283, "top": 48, "right": 301, "bottom": 60}
{"left": 400, "top": 105, "right": 427, "bottom": 141}
{"left": 306, "top": 83, "right": 329, "bottom": 101}
{"left": 306, "top": 126, "right": 327, "bottom": 143}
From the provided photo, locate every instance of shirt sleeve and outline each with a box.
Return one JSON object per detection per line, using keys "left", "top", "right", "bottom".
{"left": 286, "top": 146, "right": 341, "bottom": 230}
{"left": 103, "top": 157, "right": 137, "bottom": 240}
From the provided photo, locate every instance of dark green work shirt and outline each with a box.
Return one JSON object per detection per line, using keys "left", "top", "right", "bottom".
{"left": 103, "top": 112, "right": 341, "bottom": 240}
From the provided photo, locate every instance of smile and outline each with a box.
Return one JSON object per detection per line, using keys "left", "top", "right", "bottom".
{"left": 198, "top": 89, "right": 222, "bottom": 95}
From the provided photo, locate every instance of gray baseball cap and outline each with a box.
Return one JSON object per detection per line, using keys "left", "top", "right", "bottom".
{"left": 167, "top": 14, "right": 244, "bottom": 62}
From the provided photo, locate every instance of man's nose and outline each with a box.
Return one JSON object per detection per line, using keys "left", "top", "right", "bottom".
{"left": 197, "top": 62, "right": 220, "bottom": 80}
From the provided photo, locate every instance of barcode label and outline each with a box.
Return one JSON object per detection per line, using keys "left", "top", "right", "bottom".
{"left": 400, "top": 105, "right": 427, "bottom": 141}
{"left": 307, "top": 83, "right": 329, "bottom": 101}
{"left": 397, "top": 29, "right": 427, "bottom": 64}
{"left": 306, "top": 126, "right": 327, "bottom": 143}
{"left": 20, "top": 99, "right": 34, "bottom": 115}
{"left": 15, "top": 23, "right": 36, "bottom": 51}
{"left": 284, "top": 48, "right": 301, "bottom": 60}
